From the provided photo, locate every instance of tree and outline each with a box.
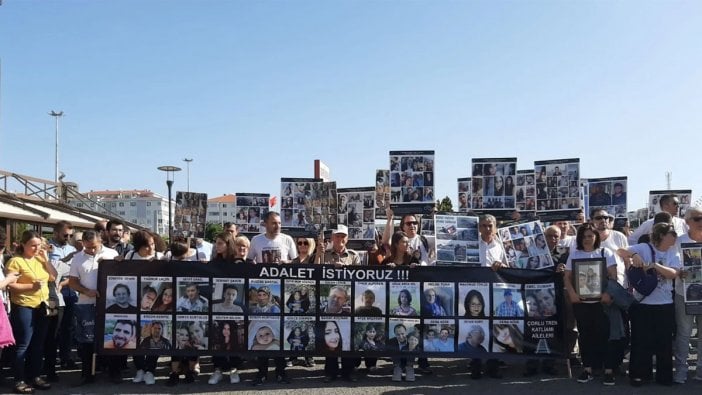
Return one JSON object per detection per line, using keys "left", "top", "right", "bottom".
{"left": 205, "top": 223, "right": 223, "bottom": 242}
{"left": 436, "top": 196, "right": 453, "bottom": 213}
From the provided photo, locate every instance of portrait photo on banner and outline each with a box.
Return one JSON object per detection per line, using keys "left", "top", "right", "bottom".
{"left": 105, "top": 276, "right": 138, "bottom": 314}
{"left": 422, "top": 319, "right": 456, "bottom": 353}
{"left": 524, "top": 283, "right": 558, "bottom": 319}
{"left": 353, "top": 317, "right": 386, "bottom": 352}
{"left": 389, "top": 282, "right": 421, "bottom": 317}
{"left": 492, "top": 320, "right": 525, "bottom": 354}
{"left": 492, "top": 283, "right": 525, "bottom": 318}
{"left": 283, "top": 316, "right": 315, "bottom": 351}
{"left": 139, "top": 314, "right": 172, "bottom": 350}
{"left": 319, "top": 281, "right": 352, "bottom": 315}
{"left": 104, "top": 314, "right": 137, "bottom": 350}
{"left": 211, "top": 315, "right": 245, "bottom": 352}
{"left": 248, "top": 317, "right": 281, "bottom": 351}
{"left": 248, "top": 279, "right": 282, "bottom": 314}
{"left": 284, "top": 279, "right": 316, "bottom": 314}
{"left": 354, "top": 281, "right": 386, "bottom": 316}
{"left": 139, "top": 276, "right": 172, "bottom": 313}
{"left": 388, "top": 318, "right": 422, "bottom": 352}
{"left": 211, "top": 278, "right": 246, "bottom": 314}
{"left": 457, "top": 319, "right": 489, "bottom": 355}
{"left": 421, "top": 282, "right": 454, "bottom": 317}
{"left": 175, "top": 277, "right": 210, "bottom": 313}
{"left": 317, "top": 316, "right": 351, "bottom": 353}
{"left": 458, "top": 282, "right": 490, "bottom": 318}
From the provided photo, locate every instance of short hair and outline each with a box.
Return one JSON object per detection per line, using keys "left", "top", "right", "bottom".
{"left": 142, "top": 285, "right": 157, "bottom": 296}
{"left": 53, "top": 220, "right": 73, "bottom": 233}
{"left": 468, "top": 324, "right": 485, "bottom": 338}
{"left": 544, "top": 225, "right": 561, "bottom": 237}
{"left": 131, "top": 230, "right": 154, "bottom": 252}
{"left": 393, "top": 323, "right": 407, "bottom": 334}
{"left": 150, "top": 321, "right": 164, "bottom": 329}
{"left": 114, "top": 320, "right": 136, "bottom": 335}
{"left": 659, "top": 194, "right": 677, "bottom": 208}
{"left": 329, "top": 285, "right": 349, "bottom": 301}
{"left": 94, "top": 221, "right": 107, "bottom": 232}
{"left": 685, "top": 206, "right": 702, "bottom": 221}
{"left": 113, "top": 283, "right": 131, "bottom": 297}
{"left": 590, "top": 207, "right": 610, "bottom": 219}
{"left": 479, "top": 214, "right": 496, "bottom": 225}
{"left": 362, "top": 289, "right": 376, "bottom": 300}
{"left": 653, "top": 212, "right": 673, "bottom": 225}
{"left": 222, "top": 284, "right": 238, "bottom": 298}
{"left": 651, "top": 222, "right": 677, "bottom": 245}
{"left": 81, "top": 230, "right": 99, "bottom": 243}
{"left": 575, "top": 223, "right": 600, "bottom": 251}
{"left": 107, "top": 219, "right": 126, "bottom": 231}
{"left": 263, "top": 211, "right": 280, "bottom": 222}
{"left": 223, "top": 222, "right": 234, "bottom": 229}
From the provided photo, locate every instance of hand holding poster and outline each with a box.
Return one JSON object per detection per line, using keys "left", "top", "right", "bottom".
{"left": 434, "top": 214, "right": 480, "bottom": 265}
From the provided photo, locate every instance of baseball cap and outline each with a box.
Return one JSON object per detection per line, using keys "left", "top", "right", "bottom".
{"left": 332, "top": 224, "right": 349, "bottom": 236}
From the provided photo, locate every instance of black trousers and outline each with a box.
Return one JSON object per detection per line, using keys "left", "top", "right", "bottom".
{"left": 133, "top": 355, "right": 158, "bottom": 373}
{"left": 256, "top": 357, "right": 285, "bottom": 378}
{"left": 78, "top": 343, "right": 94, "bottom": 378}
{"left": 212, "top": 356, "right": 242, "bottom": 371}
{"left": 629, "top": 303, "right": 674, "bottom": 384}
{"left": 324, "top": 357, "right": 355, "bottom": 377}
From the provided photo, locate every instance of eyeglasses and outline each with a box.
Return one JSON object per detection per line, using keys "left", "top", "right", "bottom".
{"left": 404, "top": 221, "right": 418, "bottom": 226}
{"left": 672, "top": 200, "right": 680, "bottom": 206}
{"left": 593, "top": 215, "right": 611, "bottom": 221}
{"left": 692, "top": 217, "right": 702, "bottom": 223}
{"left": 297, "top": 241, "right": 309, "bottom": 246}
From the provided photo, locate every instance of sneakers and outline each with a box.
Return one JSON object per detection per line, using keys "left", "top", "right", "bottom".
{"left": 392, "top": 366, "right": 402, "bottom": 382}
{"left": 208, "top": 370, "right": 223, "bottom": 385}
{"left": 166, "top": 372, "right": 179, "bottom": 387}
{"left": 144, "top": 372, "right": 155, "bottom": 385}
{"left": 132, "top": 369, "right": 145, "bottom": 383}
{"left": 405, "top": 366, "right": 415, "bottom": 382}
{"left": 603, "top": 373, "right": 615, "bottom": 386}
{"left": 230, "top": 371, "right": 240, "bottom": 384}
{"left": 577, "top": 371, "right": 593, "bottom": 383}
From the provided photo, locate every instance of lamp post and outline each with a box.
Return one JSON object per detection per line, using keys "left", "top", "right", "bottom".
{"left": 183, "top": 158, "right": 193, "bottom": 192}
{"left": 157, "top": 165, "right": 181, "bottom": 242}
{"left": 49, "top": 110, "right": 64, "bottom": 183}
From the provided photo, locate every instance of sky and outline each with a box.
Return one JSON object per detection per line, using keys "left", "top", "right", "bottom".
{"left": 1, "top": 1, "right": 701, "bottom": 212}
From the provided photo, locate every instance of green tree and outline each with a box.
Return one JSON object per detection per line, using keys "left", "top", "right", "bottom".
{"left": 436, "top": 196, "right": 453, "bottom": 213}
{"left": 205, "top": 223, "right": 223, "bottom": 242}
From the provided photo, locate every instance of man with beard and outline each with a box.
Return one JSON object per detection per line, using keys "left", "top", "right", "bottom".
{"left": 105, "top": 219, "right": 134, "bottom": 257}
{"left": 104, "top": 320, "right": 137, "bottom": 350}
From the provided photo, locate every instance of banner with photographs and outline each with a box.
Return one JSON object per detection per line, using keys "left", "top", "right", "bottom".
{"left": 337, "top": 187, "right": 376, "bottom": 241}
{"left": 681, "top": 243, "right": 702, "bottom": 314}
{"left": 457, "top": 177, "right": 471, "bottom": 213}
{"left": 583, "top": 177, "right": 627, "bottom": 219}
{"left": 174, "top": 192, "right": 208, "bottom": 238}
{"left": 498, "top": 220, "right": 554, "bottom": 270}
{"left": 515, "top": 170, "right": 535, "bottom": 218}
{"left": 97, "top": 261, "right": 565, "bottom": 360}
{"left": 280, "top": 178, "right": 338, "bottom": 233}
{"left": 234, "top": 193, "right": 270, "bottom": 234}
{"left": 434, "top": 214, "right": 480, "bottom": 265}
{"left": 389, "top": 150, "right": 435, "bottom": 216}
{"left": 534, "top": 159, "right": 581, "bottom": 221}
{"left": 648, "top": 189, "right": 692, "bottom": 219}
{"left": 375, "top": 170, "right": 391, "bottom": 220}
{"left": 471, "top": 158, "right": 517, "bottom": 219}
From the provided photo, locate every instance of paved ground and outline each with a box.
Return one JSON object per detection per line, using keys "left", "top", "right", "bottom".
{"left": 3, "top": 356, "right": 702, "bottom": 395}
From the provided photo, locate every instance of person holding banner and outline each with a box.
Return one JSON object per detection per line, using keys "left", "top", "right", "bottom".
{"left": 292, "top": 237, "right": 316, "bottom": 264}
{"left": 565, "top": 223, "right": 620, "bottom": 386}
{"left": 382, "top": 232, "right": 419, "bottom": 267}
{"left": 382, "top": 209, "right": 433, "bottom": 266}
{"left": 673, "top": 207, "right": 702, "bottom": 384}
{"left": 123, "top": 230, "right": 164, "bottom": 261}
{"left": 320, "top": 225, "right": 361, "bottom": 266}
{"left": 248, "top": 211, "right": 298, "bottom": 264}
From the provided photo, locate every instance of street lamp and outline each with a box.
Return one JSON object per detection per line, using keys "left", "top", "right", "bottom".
{"left": 183, "top": 158, "right": 193, "bottom": 192}
{"left": 157, "top": 165, "right": 181, "bottom": 241}
{"left": 49, "top": 110, "right": 64, "bottom": 183}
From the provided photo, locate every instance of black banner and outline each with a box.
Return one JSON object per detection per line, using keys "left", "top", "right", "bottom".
{"left": 97, "top": 262, "right": 565, "bottom": 360}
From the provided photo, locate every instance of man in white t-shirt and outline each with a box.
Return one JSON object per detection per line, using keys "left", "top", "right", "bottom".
{"left": 629, "top": 194, "right": 688, "bottom": 244}
{"left": 68, "top": 230, "right": 119, "bottom": 385}
{"left": 382, "top": 208, "right": 434, "bottom": 266}
{"left": 478, "top": 214, "right": 507, "bottom": 270}
{"left": 591, "top": 209, "right": 629, "bottom": 286}
{"left": 248, "top": 211, "right": 298, "bottom": 264}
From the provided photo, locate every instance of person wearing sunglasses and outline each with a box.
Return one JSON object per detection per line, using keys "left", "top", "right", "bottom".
{"left": 292, "top": 237, "right": 316, "bottom": 264}
{"left": 672, "top": 207, "right": 702, "bottom": 384}
{"left": 381, "top": 208, "right": 434, "bottom": 266}
{"left": 629, "top": 194, "right": 689, "bottom": 244}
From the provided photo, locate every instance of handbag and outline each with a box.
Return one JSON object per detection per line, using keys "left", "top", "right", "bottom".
{"left": 73, "top": 304, "right": 96, "bottom": 344}
{"left": 626, "top": 243, "right": 659, "bottom": 298}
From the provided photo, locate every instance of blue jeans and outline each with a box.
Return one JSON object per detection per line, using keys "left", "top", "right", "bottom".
{"left": 11, "top": 304, "right": 49, "bottom": 382}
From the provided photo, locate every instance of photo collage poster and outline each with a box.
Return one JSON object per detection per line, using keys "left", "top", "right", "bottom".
{"left": 648, "top": 189, "right": 692, "bottom": 219}
{"left": 99, "top": 261, "right": 563, "bottom": 358}
{"left": 389, "top": 150, "right": 436, "bottom": 215}
{"left": 457, "top": 177, "right": 471, "bottom": 213}
{"left": 681, "top": 243, "right": 702, "bottom": 315}
{"left": 497, "top": 220, "right": 554, "bottom": 270}
{"left": 337, "top": 187, "right": 376, "bottom": 241}
{"left": 375, "top": 170, "right": 391, "bottom": 220}
{"left": 280, "top": 178, "right": 338, "bottom": 231}
{"left": 534, "top": 158, "right": 581, "bottom": 221}
{"left": 235, "top": 193, "right": 270, "bottom": 234}
{"left": 434, "top": 214, "right": 480, "bottom": 265}
{"left": 515, "top": 170, "right": 535, "bottom": 218}
{"left": 174, "top": 191, "right": 208, "bottom": 238}
{"left": 470, "top": 158, "right": 517, "bottom": 219}
{"left": 583, "top": 176, "right": 628, "bottom": 219}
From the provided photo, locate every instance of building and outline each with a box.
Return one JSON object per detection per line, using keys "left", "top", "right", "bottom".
{"left": 207, "top": 194, "right": 236, "bottom": 225}
{"left": 67, "top": 189, "right": 170, "bottom": 234}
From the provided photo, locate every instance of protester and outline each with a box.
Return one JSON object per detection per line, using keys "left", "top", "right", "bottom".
{"left": 248, "top": 211, "right": 298, "bottom": 264}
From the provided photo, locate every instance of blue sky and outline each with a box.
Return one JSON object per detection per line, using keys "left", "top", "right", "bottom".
{"left": 1, "top": 1, "right": 700, "bottom": 211}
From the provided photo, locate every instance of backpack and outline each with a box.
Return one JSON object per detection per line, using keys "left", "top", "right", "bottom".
{"left": 626, "top": 243, "right": 659, "bottom": 298}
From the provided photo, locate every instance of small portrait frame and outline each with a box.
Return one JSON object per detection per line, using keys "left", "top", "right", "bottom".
{"left": 572, "top": 258, "right": 606, "bottom": 300}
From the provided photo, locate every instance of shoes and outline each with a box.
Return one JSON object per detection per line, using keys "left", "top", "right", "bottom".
{"left": 208, "top": 370, "right": 223, "bottom": 385}
{"left": 133, "top": 369, "right": 145, "bottom": 383}
{"left": 416, "top": 367, "right": 433, "bottom": 375}
{"left": 304, "top": 358, "right": 316, "bottom": 368}
{"left": 144, "top": 372, "right": 155, "bottom": 385}
{"left": 183, "top": 371, "right": 196, "bottom": 384}
{"left": 277, "top": 374, "right": 291, "bottom": 384}
{"left": 577, "top": 371, "right": 593, "bottom": 383}
{"left": 31, "top": 378, "right": 50, "bottom": 391}
{"left": 286, "top": 361, "right": 294, "bottom": 367}
{"left": 193, "top": 362, "right": 201, "bottom": 375}
{"left": 405, "top": 367, "right": 415, "bottom": 382}
{"left": 230, "top": 371, "right": 241, "bottom": 384}
{"left": 14, "top": 381, "right": 34, "bottom": 394}
{"left": 166, "top": 372, "right": 179, "bottom": 387}
{"left": 603, "top": 373, "right": 615, "bottom": 386}
{"left": 392, "top": 366, "right": 402, "bottom": 382}
{"left": 251, "top": 377, "right": 265, "bottom": 387}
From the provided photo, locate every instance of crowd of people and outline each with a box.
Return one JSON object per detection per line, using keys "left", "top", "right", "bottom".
{"left": 0, "top": 192, "right": 698, "bottom": 392}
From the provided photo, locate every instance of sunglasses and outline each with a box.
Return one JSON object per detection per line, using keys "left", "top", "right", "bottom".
{"left": 404, "top": 221, "right": 419, "bottom": 226}
{"left": 297, "top": 241, "right": 309, "bottom": 246}
{"left": 593, "top": 215, "right": 611, "bottom": 221}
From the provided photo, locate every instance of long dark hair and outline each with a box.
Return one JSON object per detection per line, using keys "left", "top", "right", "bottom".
{"left": 464, "top": 290, "right": 486, "bottom": 318}
{"left": 318, "top": 320, "right": 343, "bottom": 352}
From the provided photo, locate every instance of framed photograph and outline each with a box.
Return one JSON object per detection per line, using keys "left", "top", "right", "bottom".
{"left": 572, "top": 259, "right": 606, "bottom": 300}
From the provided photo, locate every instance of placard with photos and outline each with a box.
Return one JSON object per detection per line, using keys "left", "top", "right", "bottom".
{"left": 533, "top": 159, "right": 580, "bottom": 221}
{"left": 515, "top": 170, "right": 535, "bottom": 214}
{"left": 234, "top": 193, "right": 270, "bottom": 234}
{"left": 681, "top": 243, "right": 702, "bottom": 315}
{"left": 375, "top": 170, "right": 391, "bottom": 219}
{"left": 337, "top": 187, "right": 376, "bottom": 241}
{"left": 471, "top": 157, "right": 517, "bottom": 219}
{"left": 434, "top": 214, "right": 480, "bottom": 265}
{"left": 280, "top": 178, "right": 338, "bottom": 230}
{"left": 389, "top": 150, "right": 435, "bottom": 215}
{"left": 457, "top": 177, "right": 471, "bottom": 212}
{"left": 648, "top": 189, "right": 692, "bottom": 219}
{"left": 583, "top": 176, "right": 627, "bottom": 219}
{"left": 497, "top": 220, "right": 554, "bottom": 270}
{"left": 175, "top": 191, "right": 208, "bottom": 238}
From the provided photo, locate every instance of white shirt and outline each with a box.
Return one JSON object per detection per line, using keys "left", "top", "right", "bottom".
{"left": 479, "top": 237, "right": 507, "bottom": 267}
{"left": 600, "top": 230, "right": 629, "bottom": 286}
{"left": 408, "top": 234, "right": 432, "bottom": 266}
{"left": 69, "top": 246, "right": 119, "bottom": 305}
{"left": 628, "top": 242, "right": 681, "bottom": 305}
{"left": 629, "top": 216, "right": 688, "bottom": 245}
{"left": 196, "top": 240, "right": 213, "bottom": 261}
{"left": 247, "top": 233, "right": 298, "bottom": 263}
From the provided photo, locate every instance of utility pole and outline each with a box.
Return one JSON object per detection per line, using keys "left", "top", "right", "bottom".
{"left": 49, "top": 111, "right": 64, "bottom": 183}
{"left": 183, "top": 158, "right": 193, "bottom": 192}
